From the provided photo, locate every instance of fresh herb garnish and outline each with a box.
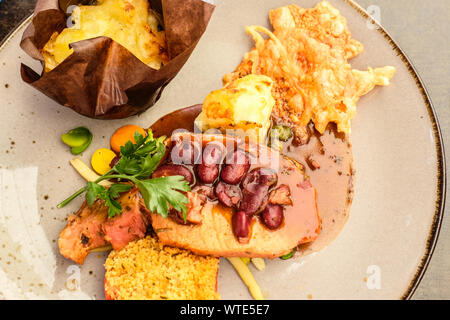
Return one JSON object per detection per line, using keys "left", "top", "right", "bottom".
{"left": 57, "top": 131, "right": 190, "bottom": 218}
{"left": 85, "top": 182, "right": 134, "bottom": 217}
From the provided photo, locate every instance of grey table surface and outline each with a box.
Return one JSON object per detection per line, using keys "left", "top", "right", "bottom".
{"left": 0, "top": 0, "right": 448, "bottom": 299}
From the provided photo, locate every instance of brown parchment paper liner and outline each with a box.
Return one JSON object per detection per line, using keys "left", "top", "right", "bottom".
{"left": 20, "top": 0, "right": 215, "bottom": 119}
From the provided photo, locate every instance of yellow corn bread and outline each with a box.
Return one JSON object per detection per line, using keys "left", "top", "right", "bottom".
{"left": 42, "top": 0, "right": 168, "bottom": 72}
{"left": 104, "top": 236, "right": 220, "bottom": 300}
{"left": 194, "top": 74, "right": 275, "bottom": 143}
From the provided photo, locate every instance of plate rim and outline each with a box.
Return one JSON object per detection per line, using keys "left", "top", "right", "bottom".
{"left": 0, "top": 0, "right": 446, "bottom": 300}
{"left": 344, "top": 0, "right": 447, "bottom": 300}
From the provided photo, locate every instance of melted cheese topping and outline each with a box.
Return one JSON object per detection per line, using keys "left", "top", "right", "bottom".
{"left": 42, "top": 0, "right": 168, "bottom": 72}
{"left": 195, "top": 74, "right": 275, "bottom": 143}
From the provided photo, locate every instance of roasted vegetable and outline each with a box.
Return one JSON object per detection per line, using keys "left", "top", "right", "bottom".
{"left": 227, "top": 257, "right": 264, "bottom": 300}
{"left": 58, "top": 131, "right": 190, "bottom": 219}
{"left": 271, "top": 125, "right": 293, "bottom": 142}
{"left": 251, "top": 258, "right": 266, "bottom": 271}
{"left": 110, "top": 125, "right": 147, "bottom": 153}
{"left": 61, "top": 127, "right": 92, "bottom": 155}
{"left": 69, "top": 158, "right": 112, "bottom": 187}
{"left": 91, "top": 148, "right": 118, "bottom": 175}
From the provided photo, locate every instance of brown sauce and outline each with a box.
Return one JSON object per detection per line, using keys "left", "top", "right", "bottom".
{"left": 283, "top": 123, "right": 354, "bottom": 255}
{"left": 150, "top": 105, "right": 354, "bottom": 256}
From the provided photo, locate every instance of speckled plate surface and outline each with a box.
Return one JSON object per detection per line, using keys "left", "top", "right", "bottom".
{"left": 0, "top": 0, "right": 445, "bottom": 299}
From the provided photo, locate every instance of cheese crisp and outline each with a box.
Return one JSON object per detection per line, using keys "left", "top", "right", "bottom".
{"left": 223, "top": 1, "right": 395, "bottom": 141}
{"left": 195, "top": 74, "right": 275, "bottom": 143}
{"left": 42, "top": 0, "right": 168, "bottom": 72}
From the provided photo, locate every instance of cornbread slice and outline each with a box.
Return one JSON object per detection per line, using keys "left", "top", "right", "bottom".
{"left": 104, "top": 236, "right": 220, "bottom": 300}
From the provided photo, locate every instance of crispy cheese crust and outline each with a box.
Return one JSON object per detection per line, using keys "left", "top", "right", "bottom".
{"left": 223, "top": 1, "right": 395, "bottom": 139}
{"left": 104, "top": 236, "right": 220, "bottom": 300}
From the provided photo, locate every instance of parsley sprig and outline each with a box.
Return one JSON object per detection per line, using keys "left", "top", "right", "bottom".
{"left": 57, "top": 131, "right": 191, "bottom": 218}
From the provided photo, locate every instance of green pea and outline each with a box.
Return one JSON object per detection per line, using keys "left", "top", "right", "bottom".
{"left": 271, "top": 125, "right": 293, "bottom": 142}
{"left": 61, "top": 127, "right": 93, "bottom": 155}
{"left": 280, "top": 247, "right": 296, "bottom": 260}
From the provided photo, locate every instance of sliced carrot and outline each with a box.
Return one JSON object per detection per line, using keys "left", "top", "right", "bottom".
{"left": 110, "top": 125, "right": 147, "bottom": 153}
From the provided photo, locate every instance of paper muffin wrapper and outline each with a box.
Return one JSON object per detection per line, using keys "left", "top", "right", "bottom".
{"left": 20, "top": 0, "right": 215, "bottom": 119}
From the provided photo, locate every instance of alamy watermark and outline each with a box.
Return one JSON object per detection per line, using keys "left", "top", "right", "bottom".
{"left": 366, "top": 5, "right": 382, "bottom": 30}
{"left": 366, "top": 265, "right": 381, "bottom": 290}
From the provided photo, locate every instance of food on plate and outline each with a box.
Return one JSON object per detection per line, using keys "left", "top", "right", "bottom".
{"left": 271, "top": 125, "right": 293, "bottom": 142}
{"left": 227, "top": 257, "right": 264, "bottom": 300}
{"left": 91, "top": 148, "right": 117, "bottom": 175}
{"left": 69, "top": 157, "right": 112, "bottom": 187}
{"left": 58, "top": 131, "right": 320, "bottom": 263}
{"left": 223, "top": 1, "right": 395, "bottom": 143}
{"left": 21, "top": 0, "right": 214, "bottom": 120}
{"left": 110, "top": 124, "right": 147, "bottom": 153}
{"left": 150, "top": 132, "right": 320, "bottom": 257}
{"left": 65, "top": 153, "right": 227, "bottom": 299}
{"left": 57, "top": 130, "right": 189, "bottom": 220}
{"left": 104, "top": 236, "right": 220, "bottom": 300}
{"left": 250, "top": 257, "right": 266, "bottom": 271}
{"left": 194, "top": 74, "right": 275, "bottom": 142}
{"left": 59, "top": 188, "right": 147, "bottom": 264}
{"left": 152, "top": 104, "right": 354, "bottom": 257}
{"left": 55, "top": 0, "right": 396, "bottom": 300}
{"left": 57, "top": 130, "right": 193, "bottom": 263}
{"left": 269, "top": 1, "right": 364, "bottom": 60}
{"left": 61, "top": 126, "right": 92, "bottom": 155}
{"left": 269, "top": 124, "right": 294, "bottom": 151}
{"left": 42, "top": 0, "right": 168, "bottom": 72}
{"left": 280, "top": 247, "right": 296, "bottom": 260}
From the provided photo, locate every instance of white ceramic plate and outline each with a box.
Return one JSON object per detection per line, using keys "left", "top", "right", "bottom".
{"left": 0, "top": 0, "right": 445, "bottom": 299}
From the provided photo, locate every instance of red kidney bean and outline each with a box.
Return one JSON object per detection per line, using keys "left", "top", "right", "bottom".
{"left": 239, "top": 167, "right": 275, "bottom": 215}
{"left": 241, "top": 167, "right": 278, "bottom": 190}
{"left": 221, "top": 150, "right": 250, "bottom": 185}
{"left": 152, "top": 164, "right": 194, "bottom": 184}
{"left": 261, "top": 204, "right": 284, "bottom": 230}
{"left": 192, "top": 185, "right": 217, "bottom": 201}
{"left": 240, "top": 184, "right": 269, "bottom": 215}
{"left": 214, "top": 181, "right": 242, "bottom": 208}
{"left": 109, "top": 155, "right": 121, "bottom": 168}
{"left": 170, "top": 140, "right": 201, "bottom": 165}
{"left": 259, "top": 168, "right": 278, "bottom": 187}
{"left": 232, "top": 210, "right": 251, "bottom": 243}
{"left": 197, "top": 164, "right": 219, "bottom": 184}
